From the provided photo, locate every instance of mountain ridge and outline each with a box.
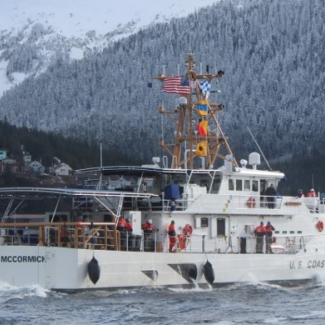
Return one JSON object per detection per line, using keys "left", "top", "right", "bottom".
{"left": 0, "top": 0, "right": 218, "bottom": 95}
{"left": 1, "top": 0, "right": 325, "bottom": 192}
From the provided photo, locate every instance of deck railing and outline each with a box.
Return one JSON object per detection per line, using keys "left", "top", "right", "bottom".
{"left": 0, "top": 222, "right": 321, "bottom": 255}
{"left": 0, "top": 222, "right": 119, "bottom": 250}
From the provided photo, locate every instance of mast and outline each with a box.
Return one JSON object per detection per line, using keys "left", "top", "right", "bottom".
{"left": 153, "top": 53, "right": 238, "bottom": 169}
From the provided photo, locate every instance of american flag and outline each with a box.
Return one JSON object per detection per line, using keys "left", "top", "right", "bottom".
{"left": 163, "top": 77, "right": 191, "bottom": 95}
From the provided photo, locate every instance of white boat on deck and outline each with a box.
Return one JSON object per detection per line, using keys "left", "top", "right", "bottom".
{"left": 1, "top": 54, "right": 325, "bottom": 292}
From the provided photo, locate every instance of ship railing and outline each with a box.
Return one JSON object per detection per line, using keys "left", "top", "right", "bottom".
{"left": 238, "top": 233, "right": 321, "bottom": 254}
{"left": 160, "top": 233, "right": 321, "bottom": 255}
{"left": 158, "top": 193, "right": 286, "bottom": 212}
{"left": 225, "top": 194, "right": 283, "bottom": 210}
{"left": 0, "top": 222, "right": 121, "bottom": 250}
{"left": 2, "top": 222, "right": 321, "bottom": 255}
{"left": 159, "top": 193, "right": 203, "bottom": 212}
{"left": 117, "top": 231, "right": 165, "bottom": 252}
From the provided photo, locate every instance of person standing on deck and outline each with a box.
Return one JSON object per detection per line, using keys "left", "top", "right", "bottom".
{"left": 266, "top": 183, "right": 277, "bottom": 208}
{"left": 254, "top": 221, "right": 266, "bottom": 253}
{"left": 117, "top": 216, "right": 127, "bottom": 250}
{"left": 117, "top": 216, "right": 126, "bottom": 232}
{"left": 297, "top": 189, "right": 305, "bottom": 198}
{"left": 125, "top": 218, "right": 133, "bottom": 233}
{"left": 265, "top": 221, "right": 275, "bottom": 254}
{"left": 307, "top": 189, "right": 317, "bottom": 197}
{"left": 142, "top": 219, "right": 155, "bottom": 251}
{"left": 142, "top": 219, "right": 154, "bottom": 234}
{"left": 168, "top": 220, "right": 177, "bottom": 252}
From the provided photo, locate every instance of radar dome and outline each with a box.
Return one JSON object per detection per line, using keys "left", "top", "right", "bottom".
{"left": 248, "top": 152, "right": 261, "bottom": 169}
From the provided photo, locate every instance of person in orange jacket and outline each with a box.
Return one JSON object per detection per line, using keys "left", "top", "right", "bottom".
{"left": 142, "top": 219, "right": 155, "bottom": 251}
{"left": 168, "top": 220, "right": 177, "bottom": 252}
{"left": 307, "top": 188, "right": 317, "bottom": 197}
{"left": 254, "top": 221, "right": 266, "bottom": 253}
{"left": 117, "top": 216, "right": 126, "bottom": 232}
{"left": 125, "top": 218, "right": 133, "bottom": 233}
{"left": 142, "top": 219, "right": 154, "bottom": 234}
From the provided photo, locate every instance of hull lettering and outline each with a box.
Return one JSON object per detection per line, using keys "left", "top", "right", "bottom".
{"left": 308, "top": 260, "right": 325, "bottom": 268}
{"left": 1, "top": 256, "right": 45, "bottom": 263}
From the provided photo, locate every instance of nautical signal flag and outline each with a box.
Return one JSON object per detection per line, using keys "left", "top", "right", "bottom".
{"left": 199, "top": 80, "right": 211, "bottom": 97}
{"left": 197, "top": 100, "right": 208, "bottom": 116}
{"left": 163, "top": 77, "right": 191, "bottom": 95}
{"left": 195, "top": 141, "right": 207, "bottom": 156}
{"left": 197, "top": 120, "right": 208, "bottom": 136}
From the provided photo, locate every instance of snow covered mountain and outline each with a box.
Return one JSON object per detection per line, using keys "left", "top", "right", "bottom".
{"left": 0, "top": 0, "right": 218, "bottom": 96}
{"left": 1, "top": 0, "right": 325, "bottom": 187}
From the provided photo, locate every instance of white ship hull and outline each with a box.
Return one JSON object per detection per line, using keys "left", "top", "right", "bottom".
{"left": 1, "top": 242, "right": 324, "bottom": 291}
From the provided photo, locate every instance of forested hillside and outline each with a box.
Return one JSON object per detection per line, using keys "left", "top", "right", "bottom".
{"left": 0, "top": 120, "right": 138, "bottom": 169}
{"left": 1, "top": 0, "right": 325, "bottom": 192}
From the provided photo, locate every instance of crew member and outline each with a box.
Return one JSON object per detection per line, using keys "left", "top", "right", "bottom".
{"left": 265, "top": 221, "right": 275, "bottom": 254}
{"left": 297, "top": 189, "right": 305, "bottom": 198}
{"left": 142, "top": 219, "right": 154, "bottom": 234}
{"left": 254, "top": 221, "right": 266, "bottom": 253}
{"left": 125, "top": 218, "right": 133, "bottom": 233}
{"left": 117, "top": 216, "right": 127, "bottom": 250}
{"left": 266, "top": 183, "right": 277, "bottom": 208}
{"left": 125, "top": 218, "right": 134, "bottom": 250}
{"left": 60, "top": 226, "right": 69, "bottom": 247}
{"left": 142, "top": 219, "right": 155, "bottom": 251}
{"left": 117, "top": 216, "right": 126, "bottom": 232}
{"left": 307, "top": 188, "right": 317, "bottom": 197}
{"left": 168, "top": 220, "right": 177, "bottom": 252}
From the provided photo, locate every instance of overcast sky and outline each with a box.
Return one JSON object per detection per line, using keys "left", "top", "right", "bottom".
{"left": 0, "top": 0, "right": 219, "bottom": 37}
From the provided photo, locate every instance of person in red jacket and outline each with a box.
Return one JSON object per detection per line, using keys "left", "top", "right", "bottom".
{"left": 307, "top": 189, "right": 317, "bottom": 197}
{"left": 142, "top": 219, "right": 154, "bottom": 233}
{"left": 125, "top": 218, "right": 133, "bottom": 233}
{"left": 168, "top": 220, "right": 177, "bottom": 252}
{"left": 117, "top": 216, "right": 127, "bottom": 250}
{"left": 265, "top": 221, "right": 275, "bottom": 254}
{"left": 254, "top": 221, "right": 266, "bottom": 253}
{"left": 117, "top": 216, "right": 126, "bottom": 232}
{"left": 142, "top": 219, "right": 154, "bottom": 251}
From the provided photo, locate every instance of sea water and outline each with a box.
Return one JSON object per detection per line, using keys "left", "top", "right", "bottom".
{"left": 1, "top": 279, "right": 325, "bottom": 325}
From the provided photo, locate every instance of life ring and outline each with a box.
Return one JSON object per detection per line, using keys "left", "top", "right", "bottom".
{"left": 247, "top": 197, "right": 256, "bottom": 208}
{"left": 183, "top": 224, "right": 193, "bottom": 236}
{"left": 316, "top": 221, "right": 324, "bottom": 232}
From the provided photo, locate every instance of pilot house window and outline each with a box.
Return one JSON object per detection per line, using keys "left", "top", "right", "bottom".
{"left": 236, "top": 179, "right": 242, "bottom": 191}
{"left": 229, "top": 179, "right": 234, "bottom": 191}
{"left": 201, "top": 218, "right": 209, "bottom": 227}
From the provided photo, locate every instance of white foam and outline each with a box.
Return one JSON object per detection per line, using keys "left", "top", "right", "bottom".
{"left": 0, "top": 281, "right": 49, "bottom": 298}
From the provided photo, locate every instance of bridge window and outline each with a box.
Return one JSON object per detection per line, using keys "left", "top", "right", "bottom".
{"left": 244, "top": 180, "right": 250, "bottom": 191}
{"left": 229, "top": 179, "right": 234, "bottom": 191}
{"left": 236, "top": 179, "right": 242, "bottom": 191}
{"left": 252, "top": 180, "right": 258, "bottom": 192}
{"left": 201, "top": 218, "right": 209, "bottom": 227}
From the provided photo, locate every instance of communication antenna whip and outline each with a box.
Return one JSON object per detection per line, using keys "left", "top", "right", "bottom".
{"left": 247, "top": 127, "right": 272, "bottom": 170}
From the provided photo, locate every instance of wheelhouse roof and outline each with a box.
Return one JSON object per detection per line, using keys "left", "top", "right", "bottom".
{"left": 0, "top": 187, "right": 157, "bottom": 200}
{"left": 75, "top": 166, "right": 285, "bottom": 180}
{"left": 75, "top": 166, "right": 223, "bottom": 177}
